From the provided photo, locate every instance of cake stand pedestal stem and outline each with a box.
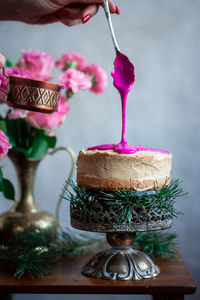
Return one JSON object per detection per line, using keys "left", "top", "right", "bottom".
{"left": 82, "top": 232, "right": 160, "bottom": 280}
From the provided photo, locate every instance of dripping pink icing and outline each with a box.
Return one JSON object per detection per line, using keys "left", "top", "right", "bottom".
{"left": 88, "top": 52, "right": 169, "bottom": 155}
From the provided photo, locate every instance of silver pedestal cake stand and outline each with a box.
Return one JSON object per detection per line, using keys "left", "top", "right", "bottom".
{"left": 70, "top": 189, "right": 173, "bottom": 281}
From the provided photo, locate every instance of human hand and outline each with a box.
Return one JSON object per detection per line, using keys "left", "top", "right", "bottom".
{"left": 0, "top": 0, "right": 119, "bottom": 27}
{"left": 0, "top": 53, "right": 5, "bottom": 69}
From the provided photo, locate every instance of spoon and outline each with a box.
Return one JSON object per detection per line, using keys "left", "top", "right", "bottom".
{"left": 102, "top": 0, "right": 135, "bottom": 96}
{"left": 102, "top": 0, "right": 136, "bottom": 153}
{"left": 102, "top": 0, "right": 120, "bottom": 54}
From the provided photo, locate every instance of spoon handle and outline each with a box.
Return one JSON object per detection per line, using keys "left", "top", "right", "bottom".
{"left": 103, "top": 0, "right": 120, "bottom": 54}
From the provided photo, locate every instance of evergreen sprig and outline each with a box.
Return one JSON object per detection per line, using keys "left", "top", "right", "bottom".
{"left": 0, "top": 228, "right": 178, "bottom": 279}
{"left": 135, "top": 232, "right": 177, "bottom": 259}
{"left": 0, "top": 229, "right": 57, "bottom": 279}
{"left": 64, "top": 179, "right": 185, "bottom": 226}
{"left": 62, "top": 180, "right": 91, "bottom": 214}
{"left": 100, "top": 179, "right": 185, "bottom": 224}
{"left": 56, "top": 230, "right": 104, "bottom": 257}
{"left": 0, "top": 227, "right": 103, "bottom": 279}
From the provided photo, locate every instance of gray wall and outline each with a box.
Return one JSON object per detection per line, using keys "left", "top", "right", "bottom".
{"left": 0, "top": 0, "right": 199, "bottom": 299}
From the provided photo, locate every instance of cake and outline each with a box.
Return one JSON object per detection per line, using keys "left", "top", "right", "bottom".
{"left": 77, "top": 149, "right": 172, "bottom": 191}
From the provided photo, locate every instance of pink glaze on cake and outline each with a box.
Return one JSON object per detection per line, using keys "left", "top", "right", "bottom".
{"left": 88, "top": 52, "right": 169, "bottom": 155}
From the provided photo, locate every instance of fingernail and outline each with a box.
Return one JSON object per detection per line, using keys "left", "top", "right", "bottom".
{"left": 115, "top": 5, "right": 120, "bottom": 15}
{"left": 55, "top": 9, "right": 69, "bottom": 17}
{"left": 82, "top": 14, "right": 91, "bottom": 24}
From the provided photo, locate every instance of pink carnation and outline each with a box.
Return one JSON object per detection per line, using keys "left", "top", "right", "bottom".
{"left": 85, "top": 64, "right": 107, "bottom": 94}
{"left": 0, "top": 73, "right": 7, "bottom": 104}
{"left": 0, "top": 67, "right": 33, "bottom": 104}
{"left": 26, "top": 96, "right": 70, "bottom": 131}
{"left": 17, "top": 50, "right": 54, "bottom": 81}
{"left": 55, "top": 52, "right": 87, "bottom": 71}
{"left": 59, "top": 69, "right": 92, "bottom": 93}
{"left": 8, "top": 109, "right": 28, "bottom": 119}
{"left": 0, "top": 130, "right": 12, "bottom": 160}
{"left": 5, "top": 67, "right": 33, "bottom": 78}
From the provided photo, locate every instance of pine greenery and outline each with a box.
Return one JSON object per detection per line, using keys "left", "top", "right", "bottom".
{"left": 0, "top": 228, "right": 178, "bottom": 279}
{"left": 135, "top": 232, "right": 177, "bottom": 258}
{"left": 63, "top": 179, "right": 185, "bottom": 225}
{"left": 0, "top": 180, "right": 184, "bottom": 278}
{"left": 0, "top": 228, "right": 104, "bottom": 279}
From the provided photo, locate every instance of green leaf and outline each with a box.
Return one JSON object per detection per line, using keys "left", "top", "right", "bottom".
{"left": 0, "top": 120, "right": 7, "bottom": 134}
{"left": 44, "top": 135, "right": 57, "bottom": 149}
{"left": 67, "top": 62, "right": 77, "bottom": 69}
{"left": 12, "top": 147, "right": 31, "bottom": 157}
{"left": 67, "top": 89, "right": 75, "bottom": 99}
{"left": 6, "top": 59, "right": 14, "bottom": 67}
{"left": 0, "top": 178, "right": 15, "bottom": 201}
{"left": 29, "top": 137, "right": 49, "bottom": 159}
{"left": 5, "top": 118, "right": 18, "bottom": 146}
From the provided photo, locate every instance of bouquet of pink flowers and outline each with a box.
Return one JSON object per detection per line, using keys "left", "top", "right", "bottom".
{"left": 0, "top": 50, "right": 107, "bottom": 200}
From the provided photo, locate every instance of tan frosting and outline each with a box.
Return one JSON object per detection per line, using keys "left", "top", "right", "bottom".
{"left": 77, "top": 149, "right": 172, "bottom": 191}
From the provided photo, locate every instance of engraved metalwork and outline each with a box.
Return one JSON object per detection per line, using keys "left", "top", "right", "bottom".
{"left": 71, "top": 188, "right": 172, "bottom": 280}
{"left": 82, "top": 232, "right": 160, "bottom": 280}
{"left": 0, "top": 67, "right": 62, "bottom": 113}
{"left": 70, "top": 189, "right": 173, "bottom": 233}
{"left": 8, "top": 76, "right": 62, "bottom": 113}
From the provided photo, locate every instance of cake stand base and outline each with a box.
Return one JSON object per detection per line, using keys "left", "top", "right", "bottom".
{"left": 82, "top": 232, "right": 160, "bottom": 280}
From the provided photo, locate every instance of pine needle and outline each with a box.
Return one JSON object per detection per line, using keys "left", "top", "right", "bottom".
{"left": 64, "top": 179, "right": 185, "bottom": 226}
{"left": 0, "top": 228, "right": 178, "bottom": 278}
{"left": 135, "top": 232, "right": 178, "bottom": 259}
{"left": 0, "top": 227, "right": 103, "bottom": 279}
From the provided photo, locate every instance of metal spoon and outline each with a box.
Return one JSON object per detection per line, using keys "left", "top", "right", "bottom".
{"left": 102, "top": 0, "right": 120, "bottom": 54}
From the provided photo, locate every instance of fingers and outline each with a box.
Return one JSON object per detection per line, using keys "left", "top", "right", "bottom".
{"left": 81, "top": 4, "right": 99, "bottom": 24}
{"left": 56, "top": 6, "right": 83, "bottom": 20}
{"left": 55, "top": 1, "right": 120, "bottom": 27}
{"left": 108, "top": 0, "right": 117, "bottom": 13}
{"left": 61, "top": 0, "right": 104, "bottom": 4}
{"left": 55, "top": 3, "right": 99, "bottom": 26}
{"left": 55, "top": 6, "right": 83, "bottom": 26}
{"left": 0, "top": 53, "right": 5, "bottom": 69}
{"left": 55, "top": 8, "right": 82, "bottom": 26}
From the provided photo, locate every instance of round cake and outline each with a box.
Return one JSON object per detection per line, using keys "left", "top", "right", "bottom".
{"left": 76, "top": 149, "right": 172, "bottom": 191}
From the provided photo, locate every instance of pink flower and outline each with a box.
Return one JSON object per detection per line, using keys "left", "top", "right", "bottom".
{"left": 26, "top": 96, "right": 70, "bottom": 131}
{"left": 85, "top": 64, "right": 107, "bottom": 94}
{"left": 0, "top": 73, "right": 7, "bottom": 104}
{"left": 0, "top": 52, "right": 5, "bottom": 69}
{"left": 5, "top": 67, "right": 33, "bottom": 78}
{"left": 0, "top": 67, "right": 33, "bottom": 104}
{"left": 59, "top": 69, "right": 92, "bottom": 93}
{"left": 0, "top": 130, "right": 12, "bottom": 160}
{"left": 8, "top": 109, "right": 28, "bottom": 119}
{"left": 55, "top": 52, "right": 87, "bottom": 71}
{"left": 17, "top": 50, "right": 54, "bottom": 81}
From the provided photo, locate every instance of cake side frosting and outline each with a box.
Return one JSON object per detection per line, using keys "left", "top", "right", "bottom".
{"left": 76, "top": 149, "right": 172, "bottom": 191}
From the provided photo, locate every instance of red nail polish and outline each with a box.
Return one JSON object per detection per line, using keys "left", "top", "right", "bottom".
{"left": 115, "top": 5, "right": 120, "bottom": 15}
{"left": 82, "top": 14, "right": 91, "bottom": 24}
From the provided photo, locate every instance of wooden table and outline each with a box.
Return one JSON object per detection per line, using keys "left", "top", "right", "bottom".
{"left": 0, "top": 251, "right": 196, "bottom": 300}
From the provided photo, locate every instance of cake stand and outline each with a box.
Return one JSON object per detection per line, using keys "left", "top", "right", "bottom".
{"left": 70, "top": 189, "right": 173, "bottom": 280}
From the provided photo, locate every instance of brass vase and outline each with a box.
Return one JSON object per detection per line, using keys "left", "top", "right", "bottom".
{"left": 0, "top": 148, "right": 75, "bottom": 245}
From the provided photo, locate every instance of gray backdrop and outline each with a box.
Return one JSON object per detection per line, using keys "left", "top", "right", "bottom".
{"left": 0, "top": 0, "right": 199, "bottom": 299}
